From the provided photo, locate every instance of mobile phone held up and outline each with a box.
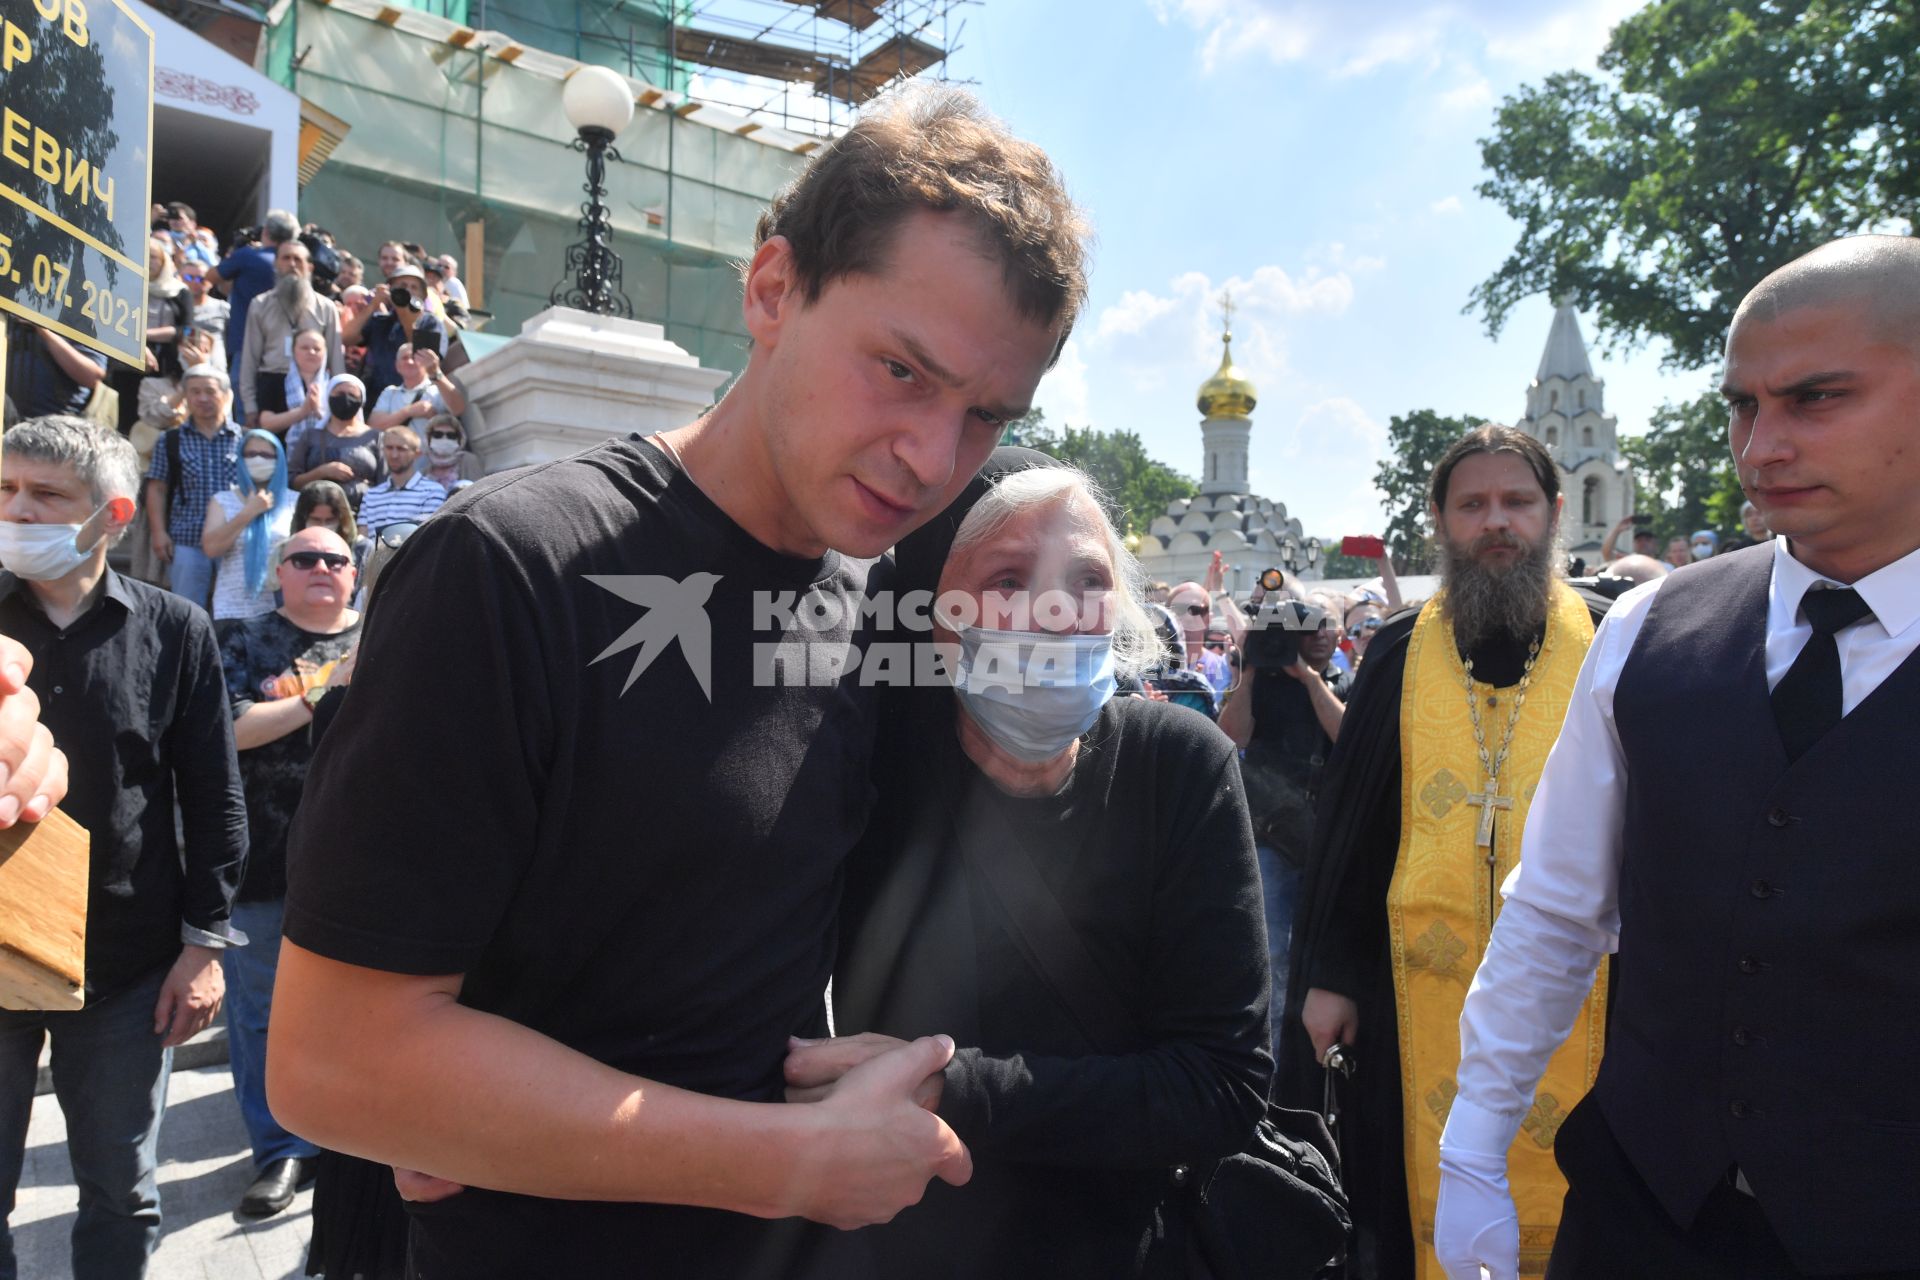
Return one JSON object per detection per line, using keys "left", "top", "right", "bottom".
{"left": 1341, "top": 535, "right": 1386, "bottom": 560}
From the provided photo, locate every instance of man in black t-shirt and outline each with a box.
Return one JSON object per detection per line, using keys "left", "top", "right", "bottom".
{"left": 271, "top": 89, "right": 1092, "bottom": 1278}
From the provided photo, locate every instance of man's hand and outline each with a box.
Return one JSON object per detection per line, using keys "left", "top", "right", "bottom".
{"left": 150, "top": 527, "right": 175, "bottom": 562}
{"left": 0, "top": 638, "right": 67, "bottom": 826}
{"left": 153, "top": 944, "right": 224, "bottom": 1048}
{"left": 1301, "top": 987, "right": 1358, "bottom": 1063}
{"left": 417, "top": 348, "right": 442, "bottom": 379}
{"left": 1280, "top": 656, "right": 1317, "bottom": 684}
{"left": 788, "top": 1034, "right": 972, "bottom": 1229}
{"left": 318, "top": 461, "right": 355, "bottom": 482}
{"left": 1435, "top": 1145, "right": 1520, "bottom": 1280}
{"left": 784, "top": 1032, "right": 943, "bottom": 1112}
{"left": 1205, "top": 549, "right": 1225, "bottom": 595}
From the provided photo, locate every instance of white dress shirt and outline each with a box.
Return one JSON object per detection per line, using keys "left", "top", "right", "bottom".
{"left": 1444, "top": 536, "right": 1920, "bottom": 1161}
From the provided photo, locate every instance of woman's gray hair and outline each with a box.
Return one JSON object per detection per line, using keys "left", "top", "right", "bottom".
{"left": 4, "top": 415, "right": 141, "bottom": 508}
{"left": 947, "top": 465, "right": 1160, "bottom": 679}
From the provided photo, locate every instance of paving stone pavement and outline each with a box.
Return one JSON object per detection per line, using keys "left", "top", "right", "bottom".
{"left": 13, "top": 1061, "right": 314, "bottom": 1279}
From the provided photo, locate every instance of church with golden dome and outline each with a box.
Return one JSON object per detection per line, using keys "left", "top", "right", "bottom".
{"left": 1133, "top": 296, "right": 1314, "bottom": 593}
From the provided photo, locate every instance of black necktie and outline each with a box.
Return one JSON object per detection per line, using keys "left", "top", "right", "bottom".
{"left": 1771, "top": 586, "right": 1874, "bottom": 762}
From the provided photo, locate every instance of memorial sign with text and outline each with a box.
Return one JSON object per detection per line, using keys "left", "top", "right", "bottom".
{"left": 0, "top": 0, "right": 153, "bottom": 367}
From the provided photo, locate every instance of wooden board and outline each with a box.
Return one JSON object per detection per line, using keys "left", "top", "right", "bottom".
{"left": 0, "top": 808, "right": 88, "bottom": 1011}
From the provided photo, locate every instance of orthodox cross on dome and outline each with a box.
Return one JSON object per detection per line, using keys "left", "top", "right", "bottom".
{"left": 1219, "top": 288, "right": 1236, "bottom": 342}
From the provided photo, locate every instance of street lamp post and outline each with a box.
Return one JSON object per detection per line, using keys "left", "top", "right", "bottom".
{"left": 1279, "top": 535, "right": 1323, "bottom": 578}
{"left": 550, "top": 66, "right": 636, "bottom": 318}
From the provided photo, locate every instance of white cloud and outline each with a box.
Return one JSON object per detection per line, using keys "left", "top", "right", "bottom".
{"left": 1083, "top": 261, "right": 1357, "bottom": 399}
{"left": 1151, "top": 0, "right": 1635, "bottom": 77}
{"left": 1034, "top": 338, "right": 1091, "bottom": 425}
{"left": 1431, "top": 195, "right": 1464, "bottom": 215}
{"left": 1438, "top": 78, "right": 1495, "bottom": 112}
{"left": 1250, "top": 396, "right": 1391, "bottom": 535}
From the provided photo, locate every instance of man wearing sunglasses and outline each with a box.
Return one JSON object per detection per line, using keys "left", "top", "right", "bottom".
{"left": 216, "top": 527, "right": 360, "bottom": 1217}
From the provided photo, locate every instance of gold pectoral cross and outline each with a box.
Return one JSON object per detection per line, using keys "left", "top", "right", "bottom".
{"left": 1464, "top": 776, "right": 1512, "bottom": 848}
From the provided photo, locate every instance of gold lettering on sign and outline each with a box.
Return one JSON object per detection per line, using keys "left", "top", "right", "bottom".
{"left": 0, "top": 107, "right": 114, "bottom": 222}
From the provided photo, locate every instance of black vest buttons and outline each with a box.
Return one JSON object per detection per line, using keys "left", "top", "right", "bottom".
{"left": 1730, "top": 1100, "right": 1752, "bottom": 1119}
{"left": 1732, "top": 1026, "right": 1752, "bottom": 1046}
{"left": 1739, "top": 956, "right": 1764, "bottom": 974}
{"left": 1171, "top": 1165, "right": 1190, "bottom": 1186}
{"left": 1766, "top": 806, "right": 1792, "bottom": 828}
{"left": 1750, "top": 879, "right": 1774, "bottom": 898}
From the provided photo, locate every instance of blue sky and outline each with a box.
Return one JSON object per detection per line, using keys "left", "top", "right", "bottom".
{"left": 922, "top": 0, "right": 1711, "bottom": 539}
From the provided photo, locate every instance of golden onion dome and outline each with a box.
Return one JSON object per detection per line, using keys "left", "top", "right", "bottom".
{"left": 1197, "top": 334, "right": 1257, "bottom": 419}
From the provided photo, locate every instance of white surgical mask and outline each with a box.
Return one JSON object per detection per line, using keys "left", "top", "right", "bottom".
{"left": 427, "top": 437, "right": 459, "bottom": 460}
{"left": 245, "top": 456, "right": 277, "bottom": 483}
{"left": 952, "top": 625, "right": 1116, "bottom": 763}
{"left": 0, "top": 518, "right": 95, "bottom": 581}
{"left": 1691, "top": 541, "right": 1715, "bottom": 560}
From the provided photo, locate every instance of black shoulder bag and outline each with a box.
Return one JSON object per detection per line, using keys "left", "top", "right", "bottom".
{"left": 956, "top": 784, "right": 1351, "bottom": 1280}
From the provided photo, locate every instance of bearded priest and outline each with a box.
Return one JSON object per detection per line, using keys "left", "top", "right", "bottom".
{"left": 1275, "top": 425, "right": 1612, "bottom": 1279}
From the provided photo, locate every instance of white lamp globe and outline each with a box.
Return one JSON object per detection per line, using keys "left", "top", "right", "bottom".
{"left": 562, "top": 65, "right": 635, "bottom": 137}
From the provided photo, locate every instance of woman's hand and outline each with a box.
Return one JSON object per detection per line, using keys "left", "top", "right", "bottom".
{"left": 303, "top": 380, "right": 324, "bottom": 416}
{"left": 319, "top": 461, "right": 355, "bottom": 483}
{"left": 784, "top": 1032, "right": 945, "bottom": 1111}
{"left": 246, "top": 489, "right": 275, "bottom": 517}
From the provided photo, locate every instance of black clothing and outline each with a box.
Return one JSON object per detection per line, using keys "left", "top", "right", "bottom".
{"left": 0, "top": 570, "right": 247, "bottom": 997}
{"left": 253, "top": 373, "right": 291, "bottom": 417}
{"left": 219, "top": 611, "right": 360, "bottom": 903}
{"left": 1603, "top": 547, "right": 1920, "bottom": 1274}
{"left": 838, "top": 700, "right": 1271, "bottom": 1279}
{"left": 836, "top": 447, "right": 1270, "bottom": 1278}
{"left": 357, "top": 312, "right": 445, "bottom": 408}
{"left": 1547, "top": 1095, "right": 1920, "bottom": 1280}
{"left": 1241, "top": 663, "right": 1346, "bottom": 859}
{"left": 6, "top": 320, "right": 106, "bottom": 419}
{"left": 1276, "top": 591, "right": 1611, "bottom": 1280}
{"left": 1768, "top": 584, "right": 1872, "bottom": 762}
{"left": 284, "top": 436, "right": 880, "bottom": 1277}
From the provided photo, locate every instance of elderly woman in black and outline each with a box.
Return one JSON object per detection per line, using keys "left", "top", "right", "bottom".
{"left": 787, "top": 449, "right": 1271, "bottom": 1278}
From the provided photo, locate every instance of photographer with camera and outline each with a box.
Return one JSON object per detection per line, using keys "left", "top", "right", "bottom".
{"left": 1219, "top": 571, "right": 1347, "bottom": 1055}
{"left": 344, "top": 263, "right": 452, "bottom": 407}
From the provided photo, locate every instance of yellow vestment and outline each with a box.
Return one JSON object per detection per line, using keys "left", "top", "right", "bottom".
{"left": 1387, "top": 583, "right": 1608, "bottom": 1277}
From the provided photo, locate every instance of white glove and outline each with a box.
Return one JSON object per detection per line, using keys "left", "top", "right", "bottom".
{"left": 1433, "top": 1144, "right": 1519, "bottom": 1280}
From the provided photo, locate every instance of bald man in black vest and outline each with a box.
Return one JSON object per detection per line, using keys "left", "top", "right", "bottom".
{"left": 1433, "top": 234, "right": 1920, "bottom": 1280}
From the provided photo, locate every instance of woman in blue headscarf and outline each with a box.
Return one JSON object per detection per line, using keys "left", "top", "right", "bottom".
{"left": 203, "top": 428, "right": 298, "bottom": 621}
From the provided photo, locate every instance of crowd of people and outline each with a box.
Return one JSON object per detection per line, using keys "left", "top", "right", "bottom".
{"left": 0, "top": 202, "right": 485, "bottom": 1252}
{"left": 0, "top": 85, "right": 1913, "bottom": 1280}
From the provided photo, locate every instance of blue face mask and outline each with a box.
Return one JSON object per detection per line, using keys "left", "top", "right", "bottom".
{"left": 952, "top": 625, "right": 1117, "bottom": 763}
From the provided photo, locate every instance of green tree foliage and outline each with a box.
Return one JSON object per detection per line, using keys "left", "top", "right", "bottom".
{"left": 1471, "top": 0, "right": 1920, "bottom": 371}
{"left": 1620, "top": 391, "right": 1747, "bottom": 541}
{"left": 1004, "top": 410, "right": 1196, "bottom": 537}
{"left": 1374, "top": 410, "right": 1487, "bottom": 571}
